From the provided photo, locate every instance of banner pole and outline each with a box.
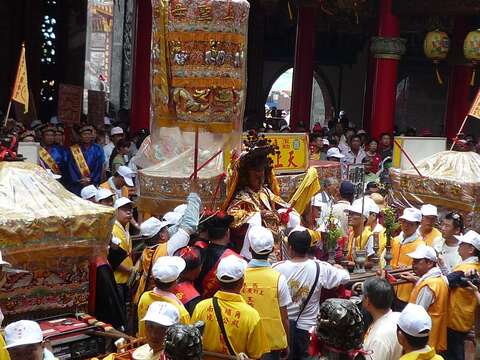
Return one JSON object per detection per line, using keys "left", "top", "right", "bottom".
{"left": 3, "top": 101, "right": 12, "bottom": 128}
{"left": 449, "top": 115, "right": 469, "bottom": 151}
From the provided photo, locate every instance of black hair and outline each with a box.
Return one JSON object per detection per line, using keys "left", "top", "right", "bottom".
{"left": 208, "top": 227, "right": 229, "bottom": 241}
{"left": 288, "top": 230, "right": 311, "bottom": 255}
{"left": 219, "top": 277, "right": 243, "bottom": 291}
{"left": 109, "top": 138, "right": 130, "bottom": 173}
{"left": 350, "top": 135, "right": 361, "bottom": 144}
{"left": 174, "top": 246, "right": 203, "bottom": 272}
{"left": 154, "top": 279, "right": 176, "bottom": 291}
{"left": 366, "top": 182, "right": 379, "bottom": 190}
{"left": 380, "top": 132, "right": 391, "bottom": 139}
{"left": 250, "top": 250, "right": 270, "bottom": 260}
{"left": 445, "top": 212, "right": 464, "bottom": 232}
{"left": 397, "top": 326, "right": 429, "bottom": 349}
{"left": 363, "top": 278, "right": 394, "bottom": 310}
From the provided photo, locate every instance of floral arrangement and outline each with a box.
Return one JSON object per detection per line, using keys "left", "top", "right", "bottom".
{"left": 325, "top": 213, "right": 343, "bottom": 251}
{"left": 383, "top": 205, "right": 399, "bottom": 240}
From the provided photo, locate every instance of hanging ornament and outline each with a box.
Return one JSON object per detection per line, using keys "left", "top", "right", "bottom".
{"left": 424, "top": 29, "right": 450, "bottom": 84}
{"left": 464, "top": 29, "right": 480, "bottom": 86}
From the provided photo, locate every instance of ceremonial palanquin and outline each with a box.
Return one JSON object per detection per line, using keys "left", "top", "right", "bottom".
{"left": 0, "top": 162, "right": 114, "bottom": 321}
{"left": 390, "top": 151, "right": 480, "bottom": 230}
{"left": 136, "top": 0, "right": 249, "bottom": 215}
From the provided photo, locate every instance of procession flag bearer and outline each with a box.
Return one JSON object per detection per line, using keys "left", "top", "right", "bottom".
{"left": 445, "top": 230, "right": 480, "bottom": 360}
{"left": 241, "top": 225, "right": 291, "bottom": 359}
{"left": 405, "top": 245, "right": 448, "bottom": 353}
{"left": 192, "top": 255, "right": 269, "bottom": 359}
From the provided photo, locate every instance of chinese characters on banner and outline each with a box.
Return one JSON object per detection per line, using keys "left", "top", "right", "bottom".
{"left": 468, "top": 89, "right": 480, "bottom": 120}
{"left": 87, "top": 90, "right": 106, "bottom": 128}
{"left": 58, "top": 84, "right": 83, "bottom": 125}
{"left": 243, "top": 133, "right": 309, "bottom": 174}
{"left": 347, "top": 164, "right": 365, "bottom": 199}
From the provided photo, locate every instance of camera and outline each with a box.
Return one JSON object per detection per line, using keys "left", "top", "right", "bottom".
{"left": 459, "top": 272, "right": 480, "bottom": 288}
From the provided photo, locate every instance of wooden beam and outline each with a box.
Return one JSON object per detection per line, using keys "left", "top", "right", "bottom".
{"left": 392, "top": 0, "right": 480, "bottom": 16}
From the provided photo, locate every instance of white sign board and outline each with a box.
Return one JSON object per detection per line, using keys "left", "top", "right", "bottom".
{"left": 18, "top": 142, "right": 40, "bottom": 164}
{"left": 393, "top": 137, "right": 446, "bottom": 170}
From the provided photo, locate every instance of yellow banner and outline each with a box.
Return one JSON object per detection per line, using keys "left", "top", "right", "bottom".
{"left": 11, "top": 44, "right": 29, "bottom": 113}
{"left": 468, "top": 89, "right": 480, "bottom": 120}
{"left": 242, "top": 133, "right": 309, "bottom": 174}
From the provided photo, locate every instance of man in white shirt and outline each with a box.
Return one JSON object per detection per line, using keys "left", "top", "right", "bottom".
{"left": 433, "top": 212, "right": 464, "bottom": 273}
{"left": 342, "top": 135, "right": 367, "bottom": 166}
{"left": 331, "top": 181, "right": 355, "bottom": 236}
{"left": 362, "top": 277, "right": 403, "bottom": 360}
{"left": 273, "top": 227, "right": 350, "bottom": 360}
{"left": 312, "top": 178, "right": 338, "bottom": 226}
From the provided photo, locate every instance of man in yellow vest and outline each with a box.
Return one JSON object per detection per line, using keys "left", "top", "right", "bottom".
{"left": 100, "top": 165, "right": 134, "bottom": 201}
{"left": 390, "top": 207, "right": 425, "bottom": 309}
{"left": 112, "top": 197, "right": 134, "bottom": 306}
{"left": 445, "top": 230, "right": 480, "bottom": 360}
{"left": 397, "top": 303, "right": 444, "bottom": 360}
{"left": 241, "top": 225, "right": 291, "bottom": 359}
{"left": 345, "top": 201, "right": 374, "bottom": 261}
{"left": 420, "top": 205, "right": 442, "bottom": 247}
{"left": 402, "top": 245, "right": 448, "bottom": 353}
{"left": 137, "top": 256, "right": 190, "bottom": 337}
{"left": 191, "top": 255, "right": 269, "bottom": 359}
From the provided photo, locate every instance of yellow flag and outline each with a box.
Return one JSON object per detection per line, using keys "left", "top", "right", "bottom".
{"left": 11, "top": 44, "right": 29, "bottom": 114}
{"left": 468, "top": 89, "right": 480, "bottom": 120}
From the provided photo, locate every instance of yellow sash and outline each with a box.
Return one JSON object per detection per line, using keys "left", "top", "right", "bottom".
{"left": 70, "top": 144, "right": 91, "bottom": 177}
{"left": 39, "top": 147, "right": 60, "bottom": 174}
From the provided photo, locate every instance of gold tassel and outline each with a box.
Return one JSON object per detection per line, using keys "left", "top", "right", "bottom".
{"left": 435, "top": 64, "right": 443, "bottom": 85}
{"left": 470, "top": 68, "right": 476, "bottom": 86}
{"left": 287, "top": 1, "right": 293, "bottom": 21}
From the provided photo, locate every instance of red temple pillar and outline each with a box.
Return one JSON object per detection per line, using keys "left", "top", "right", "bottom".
{"left": 290, "top": 5, "right": 316, "bottom": 131}
{"left": 130, "top": 0, "right": 152, "bottom": 132}
{"left": 444, "top": 18, "right": 473, "bottom": 140}
{"left": 369, "top": 0, "right": 405, "bottom": 139}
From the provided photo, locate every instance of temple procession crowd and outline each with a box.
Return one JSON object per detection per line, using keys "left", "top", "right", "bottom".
{"left": 1, "top": 112, "right": 480, "bottom": 360}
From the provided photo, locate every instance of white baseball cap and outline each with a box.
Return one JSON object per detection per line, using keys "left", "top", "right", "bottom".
{"left": 4, "top": 320, "right": 43, "bottom": 349}
{"left": 95, "top": 188, "right": 114, "bottom": 202}
{"left": 288, "top": 225, "right": 308, "bottom": 237}
{"left": 326, "top": 147, "right": 345, "bottom": 159}
{"left": 398, "top": 303, "right": 432, "bottom": 337}
{"left": 80, "top": 185, "right": 97, "bottom": 200}
{"left": 114, "top": 197, "right": 133, "bottom": 210}
{"left": 111, "top": 126, "right": 124, "bottom": 136}
{"left": 174, "top": 204, "right": 187, "bottom": 215}
{"left": 399, "top": 208, "right": 422, "bottom": 223}
{"left": 278, "top": 208, "right": 301, "bottom": 228}
{"left": 163, "top": 212, "right": 182, "bottom": 226}
{"left": 455, "top": 230, "right": 480, "bottom": 251}
{"left": 216, "top": 255, "right": 247, "bottom": 283}
{"left": 140, "top": 217, "right": 169, "bottom": 238}
{"left": 141, "top": 301, "right": 180, "bottom": 327}
{"left": 152, "top": 256, "right": 186, "bottom": 283}
{"left": 117, "top": 165, "right": 135, "bottom": 187}
{"left": 322, "top": 138, "right": 330, "bottom": 146}
{"left": 104, "top": 117, "right": 112, "bottom": 125}
{"left": 421, "top": 204, "right": 438, "bottom": 217}
{"left": 352, "top": 197, "right": 379, "bottom": 215}
{"left": 407, "top": 245, "right": 437, "bottom": 262}
{"left": 46, "top": 169, "right": 62, "bottom": 180}
{"left": 345, "top": 202, "right": 369, "bottom": 218}
{"left": 247, "top": 225, "right": 274, "bottom": 255}
{"left": 0, "top": 251, "right": 11, "bottom": 267}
